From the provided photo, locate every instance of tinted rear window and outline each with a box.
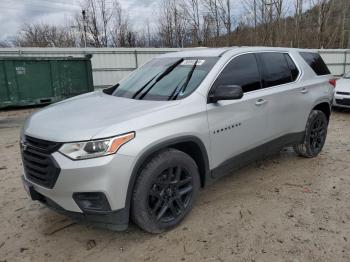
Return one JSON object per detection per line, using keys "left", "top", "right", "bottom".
{"left": 300, "top": 52, "right": 330, "bottom": 75}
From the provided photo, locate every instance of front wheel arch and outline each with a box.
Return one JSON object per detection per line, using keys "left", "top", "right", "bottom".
{"left": 123, "top": 136, "right": 210, "bottom": 222}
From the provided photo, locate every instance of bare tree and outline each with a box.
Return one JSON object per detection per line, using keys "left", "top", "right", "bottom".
{"left": 15, "top": 23, "right": 77, "bottom": 47}
{"left": 202, "top": 13, "right": 215, "bottom": 45}
{"left": 174, "top": 5, "right": 188, "bottom": 47}
{"left": 158, "top": 0, "right": 187, "bottom": 47}
{"left": 98, "top": 0, "right": 113, "bottom": 46}
{"left": 220, "top": 0, "right": 233, "bottom": 45}
{"left": 311, "top": 0, "right": 334, "bottom": 48}
{"left": 146, "top": 19, "right": 151, "bottom": 47}
{"left": 6, "top": 0, "right": 349, "bottom": 49}
{"left": 110, "top": 2, "right": 136, "bottom": 47}
{"left": 203, "top": 0, "right": 222, "bottom": 45}
{"left": 293, "top": 0, "right": 303, "bottom": 47}
{"left": 180, "top": 0, "right": 202, "bottom": 45}
{"left": 76, "top": 0, "right": 116, "bottom": 47}
{"left": 158, "top": 0, "right": 174, "bottom": 46}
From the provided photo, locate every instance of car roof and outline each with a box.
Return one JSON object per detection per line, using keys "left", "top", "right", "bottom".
{"left": 159, "top": 47, "right": 232, "bottom": 58}
{"left": 159, "top": 46, "right": 316, "bottom": 58}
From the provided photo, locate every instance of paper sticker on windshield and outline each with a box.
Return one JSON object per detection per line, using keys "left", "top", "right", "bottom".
{"left": 181, "top": 60, "right": 205, "bottom": 66}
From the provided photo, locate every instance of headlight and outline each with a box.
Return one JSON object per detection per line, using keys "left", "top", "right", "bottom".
{"left": 59, "top": 132, "right": 135, "bottom": 160}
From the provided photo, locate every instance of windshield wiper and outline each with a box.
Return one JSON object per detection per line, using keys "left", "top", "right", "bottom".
{"left": 169, "top": 60, "right": 198, "bottom": 101}
{"left": 131, "top": 74, "right": 159, "bottom": 99}
{"left": 137, "top": 58, "right": 184, "bottom": 100}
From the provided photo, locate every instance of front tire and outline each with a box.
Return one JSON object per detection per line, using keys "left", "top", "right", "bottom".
{"left": 131, "top": 149, "right": 200, "bottom": 233}
{"left": 293, "top": 110, "right": 328, "bottom": 158}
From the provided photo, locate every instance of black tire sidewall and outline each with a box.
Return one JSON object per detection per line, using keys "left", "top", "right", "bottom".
{"left": 131, "top": 149, "right": 200, "bottom": 233}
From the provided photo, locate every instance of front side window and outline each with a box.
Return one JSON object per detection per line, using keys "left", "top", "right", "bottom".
{"left": 257, "top": 52, "right": 293, "bottom": 88}
{"left": 212, "top": 54, "right": 261, "bottom": 93}
{"left": 111, "top": 57, "right": 219, "bottom": 101}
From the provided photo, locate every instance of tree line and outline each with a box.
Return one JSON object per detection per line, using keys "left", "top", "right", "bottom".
{"left": 1, "top": 0, "right": 349, "bottom": 49}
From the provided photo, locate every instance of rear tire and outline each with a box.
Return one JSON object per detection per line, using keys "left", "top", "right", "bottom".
{"left": 293, "top": 110, "right": 328, "bottom": 158}
{"left": 131, "top": 149, "right": 200, "bottom": 233}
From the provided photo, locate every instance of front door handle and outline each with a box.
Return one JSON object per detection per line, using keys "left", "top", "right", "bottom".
{"left": 255, "top": 99, "right": 268, "bottom": 106}
{"left": 301, "top": 88, "right": 309, "bottom": 94}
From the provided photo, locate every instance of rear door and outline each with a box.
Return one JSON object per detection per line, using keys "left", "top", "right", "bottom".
{"left": 256, "top": 52, "right": 309, "bottom": 140}
{"left": 206, "top": 53, "right": 270, "bottom": 174}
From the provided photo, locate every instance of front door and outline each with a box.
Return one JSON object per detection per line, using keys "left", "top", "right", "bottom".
{"left": 206, "top": 53, "right": 269, "bottom": 176}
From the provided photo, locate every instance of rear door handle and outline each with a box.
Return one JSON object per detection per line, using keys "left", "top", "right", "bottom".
{"left": 255, "top": 99, "right": 268, "bottom": 106}
{"left": 301, "top": 88, "right": 309, "bottom": 94}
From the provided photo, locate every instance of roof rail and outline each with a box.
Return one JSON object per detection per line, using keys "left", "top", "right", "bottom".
{"left": 219, "top": 47, "right": 237, "bottom": 57}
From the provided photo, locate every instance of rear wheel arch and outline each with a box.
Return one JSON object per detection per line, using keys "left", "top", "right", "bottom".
{"left": 124, "top": 136, "right": 210, "bottom": 218}
{"left": 312, "top": 102, "right": 331, "bottom": 122}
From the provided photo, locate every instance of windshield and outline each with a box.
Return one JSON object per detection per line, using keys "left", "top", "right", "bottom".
{"left": 344, "top": 72, "right": 350, "bottom": 79}
{"left": 111, "top": 57, "right": 219, "bottom": 101}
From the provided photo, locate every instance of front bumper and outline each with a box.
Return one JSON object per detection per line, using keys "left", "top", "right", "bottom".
{"left": 22, "top": 175, "right": 129, "bottom": 230}
{"left": 22, "top": 151, "right": 137, "bottom": 230}
{"left": 333, "top": 93, "right": 350, "bottom": 108}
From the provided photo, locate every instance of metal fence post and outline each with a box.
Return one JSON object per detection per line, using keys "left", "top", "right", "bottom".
{"left": 345, "top": 50, "right": 348, "bottom": 75}
{"left": 344, "top": 50, "right": 347, "bottom": 75}
{"left": 134, "top": 49, "right": 139, "bottom": 69}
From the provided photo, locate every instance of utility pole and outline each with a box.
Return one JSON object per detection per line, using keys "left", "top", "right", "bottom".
{"left": 82, "top": 9, "right": 87, "bottom": 48}
{"left": 227, "top": 0, "right": 231, "bottom": 46}
{"left": 253, "top": 0, "right": 257, "bottom": 45}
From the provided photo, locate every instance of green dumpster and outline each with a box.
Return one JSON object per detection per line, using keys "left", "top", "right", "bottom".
{"left": 0, "top": 56, "right": 93, "bottom": 108}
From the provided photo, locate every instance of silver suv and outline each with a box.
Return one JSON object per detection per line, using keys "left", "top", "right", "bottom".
{"left": 20, "top": 47, "right": 335, "bottom": 233}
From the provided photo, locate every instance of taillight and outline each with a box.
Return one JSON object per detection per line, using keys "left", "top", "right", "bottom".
{"left": 329, "top": 79, "right": 336, "bottom": 88}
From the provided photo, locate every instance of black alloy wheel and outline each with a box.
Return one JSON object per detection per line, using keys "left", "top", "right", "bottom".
{"left": 131, "top": 148, "right": 200, "bottom": 233}
{"left": 293, "top": 110, "right": 328, "bottom": 158}
{"left": 309, "top": 114, "right": 327, "bottom": 155}
{"left": 147, "top": 166, "right": 193, "bottom": 223}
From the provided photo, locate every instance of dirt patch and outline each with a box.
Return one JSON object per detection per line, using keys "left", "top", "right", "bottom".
{"left": 0, "top": 108, "right": 349, "bottom": 262}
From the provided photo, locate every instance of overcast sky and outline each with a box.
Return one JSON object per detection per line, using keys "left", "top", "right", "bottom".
{"left": 0, "top": 0, "right": 161, "bottom": 41}
{"left": 0, "top": 0, "right": 256, "bottom": 42}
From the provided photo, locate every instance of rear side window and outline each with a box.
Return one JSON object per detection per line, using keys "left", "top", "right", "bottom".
{"left": 257, "top": 52, "right": 293, "bottom": 88}
{"left": 284, "top": 54, "right": 299, "bottom": 81}
{"left": 300, "top": 52, "right": 330, "bottom": 75}
{"left": 213, "top": 54, "right": 261, "bottom": 93}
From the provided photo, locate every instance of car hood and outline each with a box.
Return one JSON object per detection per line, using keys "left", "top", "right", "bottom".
{"left": 336, "top": 78, "right": 350, "bottom": 92}
{"left": 24, "top": 91, "right": 179, "bottom": 142}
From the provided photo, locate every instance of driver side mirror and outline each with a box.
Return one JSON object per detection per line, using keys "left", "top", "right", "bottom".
{"left": 208, "top": 85, "right": 243, "bottom": 103}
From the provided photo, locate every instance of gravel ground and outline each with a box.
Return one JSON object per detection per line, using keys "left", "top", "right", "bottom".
{"left": 0, "top": 108, "right": 349, "bottom": 262}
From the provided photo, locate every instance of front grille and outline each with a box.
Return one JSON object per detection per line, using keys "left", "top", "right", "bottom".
{"left": 336, "top": 99, "right": 350, "bottom": 106}
{"left": 336, "top": 91, "right": 350, "bottom": 96}
{"left": 21, "top": 136, "right": 62, "bottom": 188}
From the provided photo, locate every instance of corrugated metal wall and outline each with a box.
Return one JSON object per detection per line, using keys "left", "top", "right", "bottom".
{"left": 0, "top": 48, "right": 182, "bottom": 89}
{"left": 0, "top": 48, "right": 349, "bottom": 89}
{"left": 316, "top": 49, "right": 350, "bottom": 76}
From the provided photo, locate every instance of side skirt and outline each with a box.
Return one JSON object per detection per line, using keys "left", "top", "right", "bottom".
{"left": 209, "top": 132, "right": 304, "bottom": 181}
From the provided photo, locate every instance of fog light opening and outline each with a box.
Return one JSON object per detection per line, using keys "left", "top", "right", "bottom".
{"left": 73, "top": 192, "right": 111, "bottom": 213}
